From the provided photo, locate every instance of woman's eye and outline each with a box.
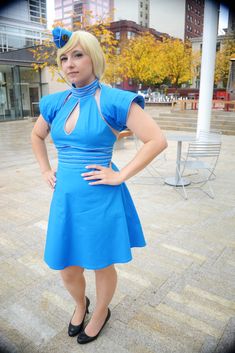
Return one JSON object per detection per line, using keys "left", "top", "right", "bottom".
{"left": 75, "top": 53, "right": 83, "bottom": 58}
{"left": 60, "top": 57, "right": 67, "bottom": 62}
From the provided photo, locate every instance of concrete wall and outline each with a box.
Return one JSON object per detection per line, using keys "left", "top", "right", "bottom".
{"left": 41, "top": 67, "right": 69, "bottom": 96}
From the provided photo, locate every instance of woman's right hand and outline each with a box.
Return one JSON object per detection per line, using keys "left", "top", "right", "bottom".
{"left": 42, "top": 169, "right": 57, "bottom": 190}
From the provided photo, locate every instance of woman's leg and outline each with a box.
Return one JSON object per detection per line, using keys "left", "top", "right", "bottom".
{"left": 84, "top": 264, "right": 117, "bottom": 336}
{"left": 60, "top": 265, "right": 86, "bottom": 324}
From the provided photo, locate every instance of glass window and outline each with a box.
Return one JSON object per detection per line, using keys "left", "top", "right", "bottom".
{"left": 63, "top": 0, "right": 73, "bottom": 5}
{"left": 55, "top": 8, "right": 62, "bottom": 18}
{"left": 0, "top": 65, "right": 41, "bottom": 120}
{"left": 30, "top": 5, "right": 40, "bottom": 11}
{"left": 55, "top": 0, "right": 62, "bottom": 7}
{"left": 115, "top": 31, "right": 120, "bottom": 40}
{"left": 20, "top": 67, "right": 40, "bottom": 117}
{"left": 63, "top": 4, "right": 72, "bottom": 11}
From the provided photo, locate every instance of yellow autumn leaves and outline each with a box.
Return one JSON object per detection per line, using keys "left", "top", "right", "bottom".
{"left": 31, "top": 11, "right": 234, "bottom": 88}
{"left": 113, "top": 33, "right": 198, "bottom": 86}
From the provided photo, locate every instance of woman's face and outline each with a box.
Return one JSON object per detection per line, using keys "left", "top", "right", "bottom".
{"left": 60, "top": 43, "right": 96, "bottom": 87}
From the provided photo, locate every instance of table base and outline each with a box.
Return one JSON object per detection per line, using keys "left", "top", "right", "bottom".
{"left": 164, "top": 177, "right": 191, "bottom": 187}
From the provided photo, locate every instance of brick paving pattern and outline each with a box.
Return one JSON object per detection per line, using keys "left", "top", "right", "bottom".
{"left": 0, "top": 120, "right": 234, "bottom": 353}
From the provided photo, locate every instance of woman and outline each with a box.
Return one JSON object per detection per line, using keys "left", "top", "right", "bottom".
{"left": 31, "top": 27, "right": 167, "bottom": 345}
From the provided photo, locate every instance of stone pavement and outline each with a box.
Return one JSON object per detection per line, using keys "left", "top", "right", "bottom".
{"left": 0, "top": 119, "right": 235, "bottom": 353}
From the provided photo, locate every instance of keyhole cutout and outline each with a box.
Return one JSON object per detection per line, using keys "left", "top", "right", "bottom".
{"left": 64, "top": 103, "right": 80, "bottom": 134}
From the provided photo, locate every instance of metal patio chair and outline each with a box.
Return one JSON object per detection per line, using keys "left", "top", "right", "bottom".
{"left": 177, "top": 140, "right": 222, "bottom": 199}
{"left": 196, "top": 130, "right": 222, "bottom": 180}
{"left": 130, "top": 134, "right": 167, "bottom": 184}
{"left": 197, "top": 129, "right": 222, "bottom": 142}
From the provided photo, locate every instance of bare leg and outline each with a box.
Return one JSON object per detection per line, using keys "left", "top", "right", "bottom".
{"left": 60, "top": 265, "right": 86, "bottom": 325}
{"left": 84, "top": 265, "right": 117, "bottom": 337}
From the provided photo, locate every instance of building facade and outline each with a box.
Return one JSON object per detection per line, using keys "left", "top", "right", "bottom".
{"left": 184, "top": 0, "right": 204, "bottom": 40}
{"left": 113, "top": 0, "right": 204, "bottom": 40}
{"left": 54, "top": 0, "right": 204, "bottom": 40}
{"left": 109, "top": 19, "right": 165, "bottom": 90}
{"left": 0, "top": 46, "right": 68, "bottom": 122}
{"left": 0, "top": 0, "right": 47, "bottom": 52}
{"left": 54, "top": 0, "right": 114, "bottom": 28}
{"left": 138, "top": 0, "right": 150, "bottom": 28}
{"left": 0, "top": 0, "right": 50, "bottom": 121}
{"left": 0, "top": 48, "right": 42, "bottom": 121}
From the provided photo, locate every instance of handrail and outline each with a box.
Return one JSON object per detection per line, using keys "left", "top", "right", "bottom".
{"left": 171, "top": 99, "right": 235, "bottom": 112}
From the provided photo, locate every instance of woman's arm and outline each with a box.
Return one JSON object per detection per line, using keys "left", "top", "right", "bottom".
{"left": 31, "top": 115, "right": 56, "bottom": 189}
{"left": 82, "top": 102, "right": 167, "bottom": 185}
{"left": 119, "top": 102, "right": 167, "bottom": 181}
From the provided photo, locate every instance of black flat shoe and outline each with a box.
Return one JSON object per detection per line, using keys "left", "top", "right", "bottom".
{"left": 77, "top": 308, "right": 111, "bottom": 344}
{"left": 68, "top": 296, "right": 90, "bottom": 337}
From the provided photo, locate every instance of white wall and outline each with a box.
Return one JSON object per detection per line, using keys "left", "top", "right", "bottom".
{"left": 150, "top": 0, "right": 185, "bottom": 39}
{"left": 41, "top": 67, "right": 69, "bottom": 96}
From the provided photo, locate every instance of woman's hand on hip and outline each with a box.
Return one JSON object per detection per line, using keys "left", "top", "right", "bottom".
{"left": 42, "top": 169, "right": 56, "bottom": 190}
{"left": 81, "top": 165, "right": 123, "bottom": 186}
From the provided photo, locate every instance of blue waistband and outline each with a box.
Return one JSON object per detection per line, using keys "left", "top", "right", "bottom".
{"left": 57, "top": 145, "right": 113, "bottom": 168}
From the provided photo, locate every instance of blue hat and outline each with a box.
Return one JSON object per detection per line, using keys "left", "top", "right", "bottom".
{"left": 52, "top": 27, "right": 72, "bottom": 48}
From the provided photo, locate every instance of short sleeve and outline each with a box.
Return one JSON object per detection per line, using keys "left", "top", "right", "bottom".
{"left": 100, "top": 85, "right": 145, "bottom": 132}
{"left": 39, "top": 90, "right": 70, "bottom": 125}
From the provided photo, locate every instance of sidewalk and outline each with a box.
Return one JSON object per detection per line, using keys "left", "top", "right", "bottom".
{"left": 0, "top": 119, "right": 235, "bottom": 353}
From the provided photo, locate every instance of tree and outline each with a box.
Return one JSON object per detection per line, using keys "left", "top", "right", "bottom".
{"left": 215, "top": 38, "right": 235, "bottom": 88}
{"left": 159, "top": 38, "right": 193, "bottom": 87}
{"left": 117, "top": 32, "right": 166, "bottom": 86}
{"left": 30, "top": 11, "right": 118, "bottom": 85}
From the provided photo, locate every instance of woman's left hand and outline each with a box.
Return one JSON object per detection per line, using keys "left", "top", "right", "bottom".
{"left": 81, "top": 165, "right": 124, "bottom": 186}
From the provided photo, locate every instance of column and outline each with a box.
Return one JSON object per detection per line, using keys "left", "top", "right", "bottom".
{"left": 196, "top": 0, "right": 219, "bottom": 136}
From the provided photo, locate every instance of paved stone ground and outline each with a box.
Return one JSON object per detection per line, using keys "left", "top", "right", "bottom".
{"left": 0, "top": 119, "right": 235, "bottom": 353}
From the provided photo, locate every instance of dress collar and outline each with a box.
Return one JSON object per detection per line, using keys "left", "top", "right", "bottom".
{"left": 71, "top": 79, "right": 100, "bottom": 99}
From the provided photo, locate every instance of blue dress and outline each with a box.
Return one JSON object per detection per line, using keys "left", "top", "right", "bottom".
{"left": 39, "top": 79, "right": 146, "bottom": 270}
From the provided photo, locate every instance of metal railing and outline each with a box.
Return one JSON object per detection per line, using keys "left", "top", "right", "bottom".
{"left": 171, "top": 99, "right": 235, "bottom": 112}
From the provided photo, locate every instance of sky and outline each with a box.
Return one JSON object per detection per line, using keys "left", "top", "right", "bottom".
{"left": 218, "top": 4, "right": 229, "bottom": 34}
{"left": 46, "top": 0, "right": 229, "bottom": 34}
{"left": 46, "top": 0, "right": 55, "bottom": 29}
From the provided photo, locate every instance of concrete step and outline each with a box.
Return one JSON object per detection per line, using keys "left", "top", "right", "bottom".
{"left": 165, "top": 110, "right": 235, "bottom": 117}
{"left": 153, "top": 112, "right": 235, "bottom": 135}
{"left": 158, "top": 114, "right": 235, "bottom": 122}
{"left": 156, "top": 118, "right": 235, "bottom": 129}
{"left": 153, "top": 118, "right": 235, "bottom": 135}
{"left": 158, "top": 124, "right": 235, "bottom": 135}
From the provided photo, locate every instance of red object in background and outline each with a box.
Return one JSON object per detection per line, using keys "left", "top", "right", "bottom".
{"left": 214, "top": 90, "right": 230, "bottom": 100}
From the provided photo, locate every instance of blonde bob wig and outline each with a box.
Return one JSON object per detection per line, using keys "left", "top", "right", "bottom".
{"left": 57, "top": 30, "right": 105, "bottom": 79}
